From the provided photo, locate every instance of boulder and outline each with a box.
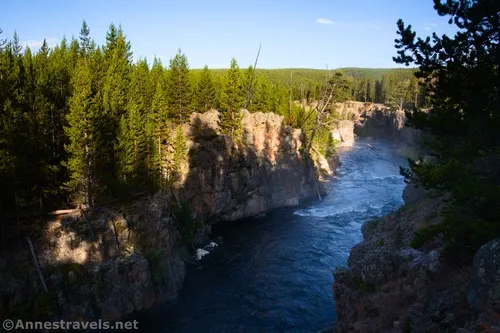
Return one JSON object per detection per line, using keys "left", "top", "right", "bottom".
{"left": 402, "top": 182, "right": 427, "bottom": 204}
{"left": 467, "top": 238, "right": 500, "bottom": 312}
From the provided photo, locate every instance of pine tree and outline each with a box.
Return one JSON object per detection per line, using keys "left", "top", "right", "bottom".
{"left": 102, "top": 31, "right": 131, "bottom": 186}
{"left": 269, "top": 84, "right": 287, "bottom": 117}
{"left": 79, "top": 20, "right": 91, "bottom": 57}
{"left": 135, "top": 58, "right": 150, "bottom": 108}
{"left": 194, "top": 65, "right": 216, "bottom": 112}
{"left": 171, "top": 125, "right": 188, "bottom": 184}
{"left": 104, "top": 23, "right": 118, "bottom": 61}
{"left": 147, "top": 57, "right": 164, "bottom": 108}
{"left": 219, "top": 58, "right": 244, "bottom": 137}
{"left": 388, "top": 79, "right": 411, "bottom": 110}
{"left": 253, "top": 74, "right": 272, "bottom": 112}
{"left": 64, "top": 59, "right": 97, "bottom": 206}
{"left": 242, "top": 65, "right": 255, "bottom": 109}
{"left": 167, "top": 49, "right": 192, "bottom": 123}
{"left": 147, "top": 81, "right": 169, "bottom": 184}
{"left": 116, "top": 61, "right": 147, "bottom": 184}
{"left": 103, "top": 32, "right": 129, "bottom": 119}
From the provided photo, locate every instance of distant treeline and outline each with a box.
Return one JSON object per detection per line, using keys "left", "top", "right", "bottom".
{"left": 194, "top": 67, "right": 427, "bottom": 109}
{"left": 0, "top": 21, "right": 424, "bottom": 222}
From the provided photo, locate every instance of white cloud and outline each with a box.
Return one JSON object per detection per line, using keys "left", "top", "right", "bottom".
{"left": 316, "top": 18, "right": 335, "bottom": 25}
{"left": 21, "top": 37, "right": 58, "bottom": 50}
{"left": 423, "top": 21, "right": 438, "bottom": 31}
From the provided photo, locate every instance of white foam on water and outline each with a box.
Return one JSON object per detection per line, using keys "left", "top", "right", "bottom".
{"left": 294, "top": 206, "right": 366, "bottom": 218}
{"left": 294, "top": 201, "right": 385, "bottom": 218}
{"left": 206, "top": 242, "right": 218, "bottom": 248}
{"left": 195, "top": 248, "right": 210, "bottom": 260}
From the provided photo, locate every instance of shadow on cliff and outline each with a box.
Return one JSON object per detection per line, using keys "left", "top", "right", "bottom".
{"left": 181, "top": 110, "right": 320, "bottom": 225}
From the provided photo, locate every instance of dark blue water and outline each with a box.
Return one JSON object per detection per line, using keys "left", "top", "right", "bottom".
{"left": 144, "top": 138, "right": 408, "bottom": 333}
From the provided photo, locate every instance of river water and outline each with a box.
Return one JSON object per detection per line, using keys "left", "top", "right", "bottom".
{"left": 142, "top": 138, "right": 408, "bottom": 333}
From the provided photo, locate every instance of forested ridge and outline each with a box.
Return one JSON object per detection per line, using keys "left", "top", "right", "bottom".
{"left": 0, "top": 21, "right": 423, "bottom": 226}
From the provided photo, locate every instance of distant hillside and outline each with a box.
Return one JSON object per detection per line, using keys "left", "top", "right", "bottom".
{"left": 192, "top": 67, "right": 421, "bottom": 105}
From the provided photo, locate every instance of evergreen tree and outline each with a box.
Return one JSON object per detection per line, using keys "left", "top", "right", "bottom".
{"left": 172, "top": 125, "right": 188, "bottom": 183}
{"left": 374, "top": 77, "right": 386, "bottom": 103}
{"left": 103, "top": 32, "right": 129, "bottom": 119}
{"left": 269, "top": 84, "right": 288, "bottom": 117}
{"left": 64, "top": 59, "right": 97, "bottom": 206}
{"left": 79, "top": 20, "right": 91, "bottom": 57}
{"left": 387, "top": 79, "right": 411, "bottom": 110}
{"left": 116, "top": 61, "right": 147, "bottom": 184}
{"left": 194, "top": 65, "right": 216, "bottom": 112}
{"left": 219, "top": 58, "right": 245, "bottom": 137}
{"left": 147, "top": 57, "right": 164, "bottom": 108}
{"left": 102, "top": 31, "right": 131, "bottom": 186}
{"left": 242, "top": 65, "right": 255, "bottom": 109}
{"left": 253, "top": 74, "right": 272, "bottom": 112}
{"left": 167, "top": 49, "right": 192, "bottom": 123}
{"left": 395, "top": 0, "right": 500, "bottom": 262}
{"left": 104, "top": 23, "right": 118, "bottom": 61}
{"left": 147, "top": 81, "right": 169, "bottom": 184}
{"left": 134, "top": 58, "right": 150, "bottom": 108}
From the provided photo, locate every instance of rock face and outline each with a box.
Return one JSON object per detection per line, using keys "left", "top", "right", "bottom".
{"left": 182, "top": 109, "right": 327, "bottom": 222}
{"left": 0, "top": 193, "right": 187, "bottom": 323}
{"left": 331, "top": 120, "right": 355, "bottom": 148}
{"left": 334, "top": 196, "right": 465, "bottom": 333}
{"left": 354, "top": 106, "right": 422, "bottom": 147}
{"left": 332, "top": 101, "right": 424, "bottom": 153}
{"left": 468, "top": 239, "right": 500, "bottom": 313}
{"left": 334, "top": 195, "right": 500, "bottom": 333}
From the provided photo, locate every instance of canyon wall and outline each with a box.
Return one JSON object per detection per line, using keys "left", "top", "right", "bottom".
{"left": 0, "top": 109, "right": 331, "bottom": 323}
{"left": 333, "top": 189, "right": 500, "bottom": 332}
{"left": 182, "top": 109, "right": 329, "bottom": 222}
{"left": 347, "top": 102, "right": 424, "bottom": 155}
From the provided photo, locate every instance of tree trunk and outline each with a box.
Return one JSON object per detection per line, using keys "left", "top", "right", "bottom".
{"left": 27, "top": 236, "right": 48, "bottom": 293}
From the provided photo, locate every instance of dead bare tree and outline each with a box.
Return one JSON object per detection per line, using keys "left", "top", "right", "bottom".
{"left": 303, "top": 71, "right": 351, "bottom": 154}
{"left": 244, "top": 43, "right": 262, "bottom": 109}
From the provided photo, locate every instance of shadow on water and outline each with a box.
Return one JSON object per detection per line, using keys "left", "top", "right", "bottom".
{"left": 139, "top": 138, "right": 408, "bottom": 333}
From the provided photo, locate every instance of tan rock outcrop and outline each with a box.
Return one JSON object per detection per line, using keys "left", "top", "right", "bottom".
{"left": 182, "top": 109, "right": 327, "bottom": 222}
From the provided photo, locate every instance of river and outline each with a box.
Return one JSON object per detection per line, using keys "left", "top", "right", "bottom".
{"left": 141, "top": 138, "right": 408, "bottom": 333}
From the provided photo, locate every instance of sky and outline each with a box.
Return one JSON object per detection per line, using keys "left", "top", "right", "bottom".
{"left": 0, "top": 0, "right": 458, "bottom": 69}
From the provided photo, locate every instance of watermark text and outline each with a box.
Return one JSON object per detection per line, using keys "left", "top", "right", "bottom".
{"left": 2, "top": 319, "right": 139, "bottom": 331}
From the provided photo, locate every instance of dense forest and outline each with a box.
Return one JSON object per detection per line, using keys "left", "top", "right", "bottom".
{"left": 0, "top": 21, "right": 423, "bottom": 224}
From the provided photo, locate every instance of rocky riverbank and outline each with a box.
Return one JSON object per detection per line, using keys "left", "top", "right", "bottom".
{"left": 332, "top": 186, "right": 500, "bottom": 332}
{"left": 0, "top": 109, "right": 333, "bottom": 323}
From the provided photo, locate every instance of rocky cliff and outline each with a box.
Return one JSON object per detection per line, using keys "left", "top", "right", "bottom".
{"left": 182, "top": 109, "right": 329, "bottom": 222}
{"left": 0, "top": 193, "right": 186, "bottom": 322}
{"left": 333, "top": 188, "right": 500, "bottom": 332}
{"left": 351, "top": 102, "right": 423, "bottom": 151}
{"left": 331, "top": 120, "right": 355, "bottom": 149}
{"left": 0, "top": 109, "right": 331, "bottom": 323}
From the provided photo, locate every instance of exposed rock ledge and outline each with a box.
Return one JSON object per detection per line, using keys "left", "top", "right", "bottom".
{"left": 333, "top": 187, "right": 500, "bottom": 332}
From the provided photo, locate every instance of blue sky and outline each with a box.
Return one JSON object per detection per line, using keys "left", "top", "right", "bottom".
{"left": 1, "top": 0, "right": 457, "bottom": 69}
